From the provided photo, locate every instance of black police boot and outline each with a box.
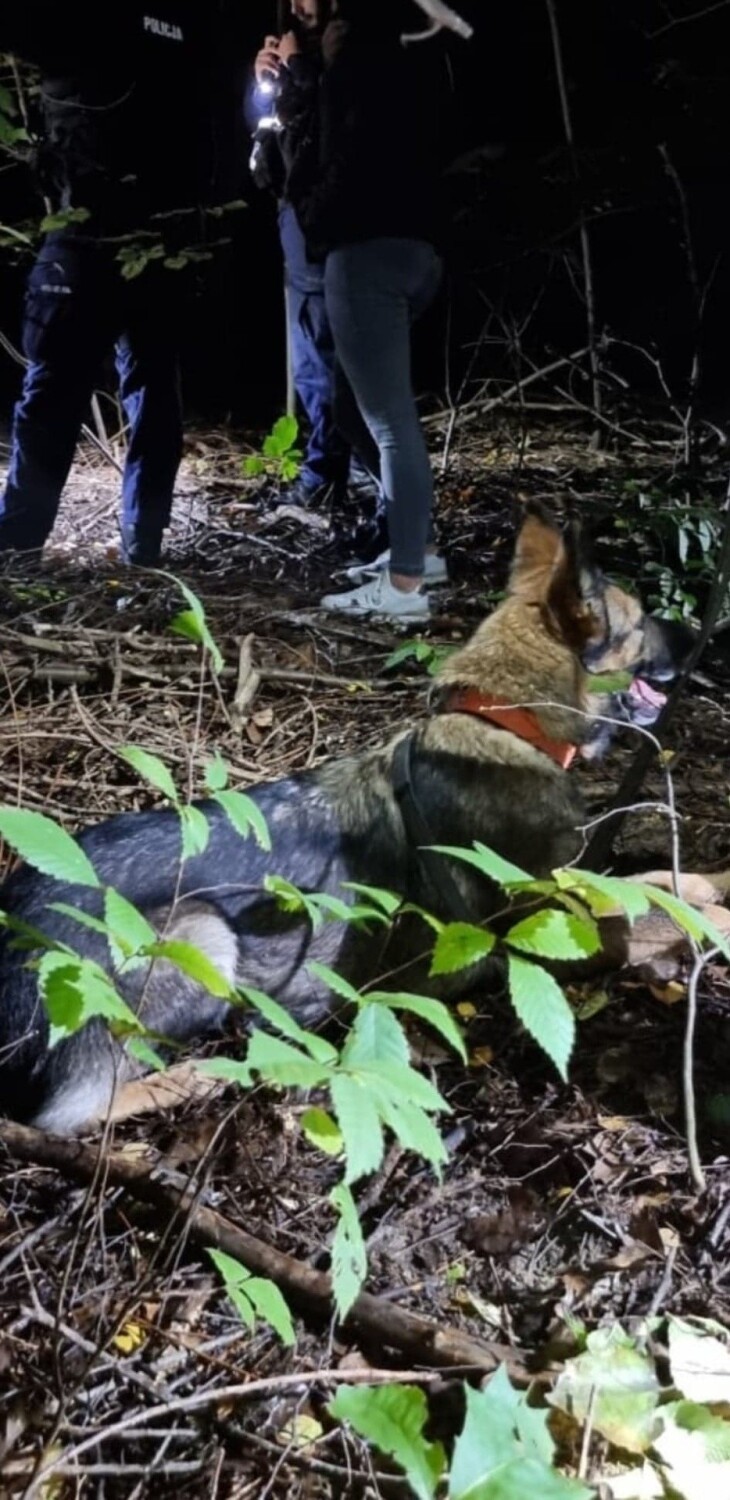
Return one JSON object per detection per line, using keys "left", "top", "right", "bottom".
{"left": 120, "top": 525, "right": 164, "bottom": 567}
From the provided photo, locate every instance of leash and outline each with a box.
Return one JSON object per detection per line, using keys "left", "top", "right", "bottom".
{"left": 391, "top": 732, "right": 476, "bottom": 923}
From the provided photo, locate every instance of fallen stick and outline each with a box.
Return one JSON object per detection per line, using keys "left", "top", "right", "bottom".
{"left": 0, "top": 1120, "right": 525, "bottom": 1379}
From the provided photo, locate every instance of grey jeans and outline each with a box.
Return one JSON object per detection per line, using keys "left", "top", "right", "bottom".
{"left": 325, "top": 238, "right": 442, "bottom": 576}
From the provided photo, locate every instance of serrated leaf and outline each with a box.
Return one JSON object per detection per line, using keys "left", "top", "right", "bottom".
{"left": 48, "top": 902, "right": 110, "bottom": 939}
{"left": 197, "top": 1055, "right": 254, "bottom": 1088}
{"left": 507, "top": 957, "right": 575, "bottom": 1079}
{"left": 180, "top": 804, "right": 210, "bottom": 860}
{"left": 430, "top": 842, "right": 531, "bottom": 887}
{"left": 239, "top": 986, "right": 337, "bottom": 1064}
{"left": 119, "top": 746, "right": 179, "bottom": 804}
{"left": 374, "top": 1090, "right": 448, "bottom": 1174}
{"left": 430, "top": 922, "right": 496, "bottom": 976}
{"left": 331, "top": 1073, "right": 384, "bottom": 1183}
{"left": 204, "top": 754, "right": 229, "bottom": 792}
{"left": 342, "top": 882, "right": 402, "bottom": 916}
{"left": 301, "top": 1107, "right": 343, "bottom": 1156}
{"left": 330, "top": 1384, "right": 445, "bottom": 1500}
{"left": 639, "top": 886, "right": 730, "bottom": 960}
{"left": 506, "top": 909, "right": 601, "bottom": 961}
{"left": 329, "top": 1182, "right": 368, "bottom": 1317}
{"left": 307, "top": 960, "right": 361, "bottom": 1007}
{"left": 104, "top": 888, "right": 157, "bottom": 964}
{"left": 212, "top": 789, "right": 270, "bottom": 850}
{"left": 39, "top": 952, "right": 141, "bottom": 1037}
{"left": 126, "top": 1036, "right": 167, "bottom": 1072}
{"left": 243, "top": 454, "right": 266, "bottom": 476}
{"left": 558, "top": 869, "right": 650, "bottom": 923}
{"left": 550, "top": 1326, "right": 661, "bottom": 1454}
{"left": 454, "top": 1457, "right": 593, "bottom": 1499}
{"left": 265, "top": 872, "right": 314, "bottom": 919}
{"left": 0, "top": 807, "right": 100, "bottom": 888}
{"left": 366, "top": 1061, "right": 449, "bottom": 1113}
{"left": 367, "top": 989, "right": 467, "bottom": 1061}
{"left": 246, "top": 1029, "right": 333, "bottom": 1089}
{"left": 208, "top": 1249, "right": 295, "bottom": 1345}
{"left": 150, "top": 939, "right": 233, "bottom": 997}
{"left": 342, "top": 1004, "right": 410, "bottom": 1068}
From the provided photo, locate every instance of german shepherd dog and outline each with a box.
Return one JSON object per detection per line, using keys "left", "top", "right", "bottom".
{"left": 0, "top": 509, "right": 691, "bottom": 1133}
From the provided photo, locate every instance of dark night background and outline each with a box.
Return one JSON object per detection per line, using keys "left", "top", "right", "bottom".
{"left": 1, "top": 0, "right": 729, "bottom": 433}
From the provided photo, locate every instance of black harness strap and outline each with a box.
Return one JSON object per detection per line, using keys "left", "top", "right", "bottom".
{"left": 390, "top": 732, "right": 474, "bottom": 924}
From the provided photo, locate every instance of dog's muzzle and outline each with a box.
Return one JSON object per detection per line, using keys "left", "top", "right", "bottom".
{"left": 617, "top": 676, "right": 667, "bottom": 727}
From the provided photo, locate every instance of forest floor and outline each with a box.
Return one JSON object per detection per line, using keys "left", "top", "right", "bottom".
{"left": 1, "top": 413, "right": 730, "bottom": 1498}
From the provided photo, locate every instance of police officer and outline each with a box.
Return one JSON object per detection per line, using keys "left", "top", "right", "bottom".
{"left": 0, "top": 3, "right": 242, "bottom": 564}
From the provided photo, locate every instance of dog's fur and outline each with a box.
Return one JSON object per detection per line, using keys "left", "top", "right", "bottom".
{"left": 0, "top": 510, "right": 691, "bottom": 1133}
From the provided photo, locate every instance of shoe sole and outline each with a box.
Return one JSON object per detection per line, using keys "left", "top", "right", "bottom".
{"left": 340, "top": 560, "right": 449, "bottom": 587}
{"left": 320, "top": 602, "right": 430, "bottom": 623}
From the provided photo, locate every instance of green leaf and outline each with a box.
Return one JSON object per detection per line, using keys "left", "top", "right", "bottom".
{"left": 0, "top": 807, "right": 100, "bottom": 888}
{"left": 450, "top": 1369, "right": 565, "bottom": 1500}
{"left": 104, "top": 887, "right": 157, "bottom": 970}
{"left": 126, "top": 1037, "right": 167, "bottom": 1072}
{"left": 639, "top": 886, "right": 730, "bottom": 960}
{"left": 507, "top": 956, "right": 575, "bottom": 1080}
{"left": 384, "top": 640, "right": 433, "bottom": 672}
{"left": 453, "top": 1458, "right": 593, "bottom": 1499}
{"left": 246, "top": 1029, "right": 333, "bottom": 1089}
{"left": 342, "top": 882, "right": 403, "bottom": 917}
{"left": 430, "top": 842, "right": 531, "bottom": 887}
{"left": 204, "top": 754, "right": 229, "bottom": 793}
{"left": 342, "top": 1003, "right": 410, "bottom": 1069}
{"left": 301, "top": 1107, "right": 344, "bottom": 1157}
{"left": 558, "top": 869, "right": 649, "bottom": 923}
{"left": 506, "top": 909, "right": 601, "bottom": 961}
{"left": 163, "top": 575, "right": 224, "bottom": 674}
{"left": 330, "top": 1384, "right": 445, "bottom": 1500}
{"left": 48, "top": 903, "right": 112, "bottom": 940}
{"left": 239, "top": 986, "right": 338, "bottom": 1064}
{"left": 373, "top": 1090, "right": 448, "bottom": 1174}
{"left": 180, "top": 804, "right": 210, "bottom": 860}
{"left": 243, "top": 454, "right": 266, "bottom": 476}
{"left": 39, "top": 952, "right": 141, "bottom": 1039}
{"left": 197, "top": 1055, "right": 254, "bottom": 1089}
{"left": 150, "top": 939, "right": 233, "bottom": 998}
{"left": 430, "top": 922, "right": 496, "bottom": 976}
{"left": 366, "top": 989, "right": 467, "bottom": 1061}
{"left": 211, "top": 790, "right": 271, "bottom": 850}
{"left": 550, "top": 1325, "right": 661, "bottom": 1454}
{"left": 119, "top": 746, "right": 179, "bottom": 804}
{"left": 208, "top": 1249, "right": 295, "bottom": 1346}
{"left": 265, "top": 873, "right": 320, "bottom": 925}
{"left": 329, "top": 1182, "right": 368, "bottom": 1318}
{"left": 307, "top": 961, "right": 362, "bottom": 1008}
{"left": 262, "top": 414, "right": 298, "bottom": 458}
{"left": 330, "top": 1073, "right": 385, "bottom": 1183}
{"left": 587, "top": 670, "right": 634, "bottom": 692}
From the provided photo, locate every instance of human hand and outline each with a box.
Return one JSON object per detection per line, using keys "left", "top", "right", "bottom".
{"left": 277, "top": 30, "right": 301, "bottom": 66}
{"left": 254, "top": 37, "right": 281, "bottom": 87}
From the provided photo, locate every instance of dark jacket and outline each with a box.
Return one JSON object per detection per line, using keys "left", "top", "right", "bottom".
{"left": 289, "top": 20, "right": 443, "bottom": 258}
{"left": 246, "top": 42, "right": 321, "bottom": 203}
{"left": 2, "top": 2, "right": 244, "bottom": 232}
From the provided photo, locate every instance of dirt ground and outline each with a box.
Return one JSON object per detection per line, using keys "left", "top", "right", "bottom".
{"left": 1, "top": 418, "right": 730, "bottom": 1497}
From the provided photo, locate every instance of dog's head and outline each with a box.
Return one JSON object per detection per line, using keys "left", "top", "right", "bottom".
{"left": 509, "top": 504, "right": 695, "bottom": 756}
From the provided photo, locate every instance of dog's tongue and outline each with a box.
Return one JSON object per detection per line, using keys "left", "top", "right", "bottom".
{"left": 629, "top": 677, "right": 667, "bottom": 710}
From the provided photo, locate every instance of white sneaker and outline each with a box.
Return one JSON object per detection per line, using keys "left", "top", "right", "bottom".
{"left": 320, "top": 570, "right": 431, "bottom": 621}
{"left": 343, "top": 548, "right": 449, "bottom": 586}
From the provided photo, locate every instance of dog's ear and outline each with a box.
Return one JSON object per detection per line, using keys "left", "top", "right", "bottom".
{"left": 544, "top": 519, "right": 601, "bottom": 650}
{"left": 509, "top": 503, "right": 564, "bottom": 600}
